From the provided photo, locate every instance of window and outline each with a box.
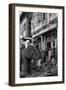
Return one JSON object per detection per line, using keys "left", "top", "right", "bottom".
{"left": 43, "top": 13, "right": 45, "bottom": 19}
{"left": 47, "top": 42, "right": 51, "bottom": 49}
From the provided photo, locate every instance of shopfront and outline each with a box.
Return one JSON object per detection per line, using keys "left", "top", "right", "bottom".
{"left": 33, "top": 28, "right": 57, "bottom": 62}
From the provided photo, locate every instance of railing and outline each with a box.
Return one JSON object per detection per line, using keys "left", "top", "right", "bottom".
{"left": 31, "top": 19, "right": 48, "bottom": 33}
{"left": 31, "top": 14, "right": 58, "bottom": 34}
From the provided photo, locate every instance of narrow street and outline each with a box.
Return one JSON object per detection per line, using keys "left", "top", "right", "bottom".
{"left": 22, "top": 61, "right": 58, "bottom": 78}
{"left": 20, "top": 12, "right": 58, "bottom": 78}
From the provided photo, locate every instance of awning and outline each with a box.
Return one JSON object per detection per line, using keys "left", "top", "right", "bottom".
{"left": 20, "top": 36, "right": 34, "bottom": 41}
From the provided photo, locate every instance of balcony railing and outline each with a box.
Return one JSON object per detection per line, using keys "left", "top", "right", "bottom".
{"left": 31, "top": 14, "right": 58, "bottom": 34}
{"left": 31, "top": 19, "right": 48, "bottom": 33}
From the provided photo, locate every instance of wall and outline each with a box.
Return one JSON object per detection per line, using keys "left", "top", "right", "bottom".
{"left": 0, "top": 0, "right": 66, "bottom": 90}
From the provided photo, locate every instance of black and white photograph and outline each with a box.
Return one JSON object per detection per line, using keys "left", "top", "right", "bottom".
{"left": 9, "top": 4, "right": 64, "bottom": 86}
{"left": 20, "top": 12, "right": 58, "bottom": 78}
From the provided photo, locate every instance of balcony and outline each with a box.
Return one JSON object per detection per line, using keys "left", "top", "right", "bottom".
{"left": 31, "top": 19, "right": 48, "bottom": 34}
{"left": 31, "top": 14, "right": 58, "bottom": 36}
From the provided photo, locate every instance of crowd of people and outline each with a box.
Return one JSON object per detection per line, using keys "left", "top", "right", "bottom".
{"left": 20, "top": 39, "right": 57, "bottom": 77}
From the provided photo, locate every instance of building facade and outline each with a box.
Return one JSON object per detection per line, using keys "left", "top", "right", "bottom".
{"left": 20, "top": 12, "right": 58, "bottom": 54}
{"left": 20, "top": 12, "right": 58, "bottom": 76}
{"left": 31, "top": 13, "right": 58, "bottom": 52}
{"left": 20, "top": 12, "right": 33, "bottom": 47}
{"left": 20, "top": 12, "right": 32, "bottom": 39}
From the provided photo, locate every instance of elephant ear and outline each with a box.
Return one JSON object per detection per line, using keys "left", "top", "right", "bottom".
{"left": 26, "top": 45, "right": 37, "bottom": 60}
